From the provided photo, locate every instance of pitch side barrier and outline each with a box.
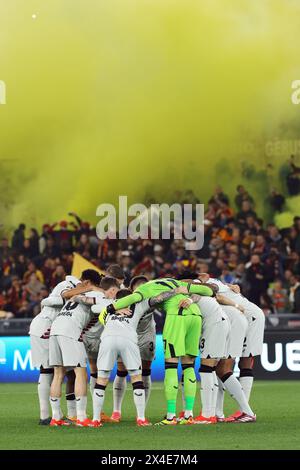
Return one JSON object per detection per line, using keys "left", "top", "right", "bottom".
{"left": 0, "top": 316, "right": 299, "bottom": 382}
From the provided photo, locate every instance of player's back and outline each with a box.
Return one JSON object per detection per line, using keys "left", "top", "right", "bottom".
{"left": 51, "top": 291, "right": 94, "bottom": 340}
{"left": 136, "top": 308, "right": 155, "bottom": 335}
{"left": 101, "top": 299, "right": 151, "bottom": 343}
{"left": 207, "top": 278, "right": 251, "bottom": 307}
{"left": 29, "top": 275, "right": 79, "bottom": 337}
{"left": 197, "top": 296, "right": 226, "bottom": 326}
{"left": 83, "top": 292, "right": 112, "bottom": 340}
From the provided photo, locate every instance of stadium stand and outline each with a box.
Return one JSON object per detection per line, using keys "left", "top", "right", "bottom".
{"left": 0, "top": 185, "right": 299, "bottom": 323}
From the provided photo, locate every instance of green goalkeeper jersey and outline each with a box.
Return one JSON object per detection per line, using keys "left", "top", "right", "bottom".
{"left": 113, "top": 278, "right": 213, "bottom": 316}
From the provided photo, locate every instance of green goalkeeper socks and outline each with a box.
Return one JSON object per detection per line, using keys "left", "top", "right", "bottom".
{"left": 164, "top": 365, "right": 178, "bottom": 418}
{"left": 183, "top": 366, "right": 196, "bottom": 415}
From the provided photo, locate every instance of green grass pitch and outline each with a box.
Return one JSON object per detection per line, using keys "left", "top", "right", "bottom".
{"left": 0, "top": 381, "right": 299, "bottom": 450}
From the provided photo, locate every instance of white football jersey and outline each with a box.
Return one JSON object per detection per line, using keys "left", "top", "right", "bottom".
{"left": 206, "top": 277, "right": 231, "bottom": 294}
{"left": 98, "top": 299, "right": 152, "bottom": 344}
{"left": 136, "top": 309, "right": 155, "bottom": 336}
{"left": 197, "top": 296, "right": 227, "bottom": 325}
{"left": 29, "top": 275, "right": 80, "bottom": 337}
{"left": 50, "top": 291, "right": 96, "bottom": 340}
{"left": 82, "top": 292, "right": 111, "bottom": 341}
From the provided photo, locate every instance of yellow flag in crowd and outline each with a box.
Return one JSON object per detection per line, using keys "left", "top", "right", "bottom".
{"left": 71, "top": 253, "right": 104, "bottom": 278}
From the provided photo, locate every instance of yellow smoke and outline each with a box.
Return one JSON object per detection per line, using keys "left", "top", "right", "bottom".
{"left": 275, "top": 195, "right": 300, "bottom": 228}
{"left": 1, "top": 0, "right": 300, "bottom": 231}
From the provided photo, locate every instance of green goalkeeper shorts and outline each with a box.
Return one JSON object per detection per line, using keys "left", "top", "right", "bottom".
{"left": 162, "top": 315, "right": 202, "bottom": 359}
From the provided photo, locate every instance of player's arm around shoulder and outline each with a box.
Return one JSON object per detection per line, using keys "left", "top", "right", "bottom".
{"left": 216, "top": 293, "right": 245, "bottom": 313}
{"left": 70, "top": 294, "right": 96, "bottom": 305}
{"left": 226, "top": 283, "right": 241, "bottom": 294}
{"left": 41, "top": 295, "right": 64, "bottom": 308}
{"left": 114, "top": 292, "right": 144, "bottom": 310}
{"left": 148, "top": 288, "right": 184, "bottom": 307}
{"left": 91, "top": 299, "right": 114, "bottom": 325}
{"left": 177, "top": 294, "right": 201, "bottom": 309}
{"left": 179, "top": 280, "right": 216, "bottom": 297}
{"left": 95, "top": 291, "right": 144, "bottom": 325}
{"left": 61, "top": 282, "right": 95, "bottom": 300}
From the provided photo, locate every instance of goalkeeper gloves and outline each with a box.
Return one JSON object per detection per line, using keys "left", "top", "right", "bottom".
{"left": 98, "top": 304, "right": 116, "bottom": 325}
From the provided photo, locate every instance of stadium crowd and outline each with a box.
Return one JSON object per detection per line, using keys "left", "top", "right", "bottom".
{"left": 0, "top": 184, "right": 300, "bottom": 319}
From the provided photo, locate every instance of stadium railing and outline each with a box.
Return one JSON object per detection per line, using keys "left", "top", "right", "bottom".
{"left": 0, "top": 318, "right": 31, "bottom": 336}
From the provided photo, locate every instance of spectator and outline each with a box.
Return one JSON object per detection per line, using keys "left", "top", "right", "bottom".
{"left": 23, "top": 261, "right": 44, "bottom": 284}
{"left": 286, "top": 155, "right": 300, "bottom": 196}
{"left": 39, "top": 223, "right": 56, "bottom": 254}
{"left": 209, "top": 186, "right": 230, "bottom": 206}
{"left": 289, "top": 275, "right": 300, "bottom": 313}
{"left": 50, "top": 265, "right": 66, "bottom": 288}
{"left": 236, "top": 200, "right": 257, "bottom": 225}
{"left": 246, "top": 254, "right": 268, "bottom": 305}
{"left": 11, "top": 223, "right": 26, "bottom": 253}
{"left": 53, "top": 221, "right": 74, "bottom": 253}
{"left": 14, "top": 254, "right": 27, "bottom": 279}
{"left": 268, "top": 189, "right": 285, "bottom": 213}
{"left": 0, "top": 238, "right": 12, "bottom": 259}
{"left": 260, "top": 292, "right": 274, "bottom": 315}
{"left": 235, "top": 185, "right": 254, "bottom": 211}
{"left": 268, "top": 279, "right": 290, "bottom": 313}
{"left": 20, "top": 239, "right": 33, "bottom": 258}
{"left": 291, "top": 217, "right": 300, "bottom": 253}
{"left": 283, "top": 269, "right": 294, "bottom": 290}
{"left": 43, "top": 237, "right": 61, "bottom": 258}
{"left": 41, "top": 258, "right": 56, "bottom": 286}
{"left": 75, "top": 233, "right": 91, "bottom": 255}
{"left": 252, "top": 234, "right": 267, "bottom": 256}
{"left": 267, "top": 224, "right": 282, "bottom": 244}
{"left": 24, "top": 273, "right": 45, "bottom": 299}
{"left": 5, "top": 277, "right": 25, "bottom": 314}
{"left": 29, "top": 228, "right": 40, "bottom": 258}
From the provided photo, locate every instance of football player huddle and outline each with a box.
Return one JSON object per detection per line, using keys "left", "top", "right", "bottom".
{"left": 29, "top": 264, "right": 265, "bottom": 427}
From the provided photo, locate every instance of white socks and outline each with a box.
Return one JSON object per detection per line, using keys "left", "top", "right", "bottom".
{"left": 222, "top": 373, "right": 254, "bottom": 416}
{"left": 50, "top": 396, "right": 61, "bottom": 420}
{"left": 112, "top": 370, "right": 152, "bottom": 413}
{"left": 94, "top": 380, "right": 146, "bottom": 422}
{"left": 76, "top": 396, "right": 87, "bottom": 421}
{"left": 38, "top": 371, "right": 53, "bottom": 419}
{"left": 239, "top": 376, "right": 254, "bottom": 402}
{"left": 133, "top": 382, "right": 145, "bottom": 420}
{"left": 216, "top": 377, "right": 225, "bottom": 419}
{"left": 89, "top": 373, "right": 97, "bottom": 396}
{"left": 93, "top": 385, "right": 106, "bottom": 421}
{"left": 199, "top": 370, "right": 215, "bottom": 418}
{"left": 66, "top": 393, "right": 76, "bottom": 417}
{"left": 142, "top": 373, "right": 152, "bottom": 406}
{"left": 212, "top": 371, "right": 219, "bottom": 417}
{"left": 113, "top": 373, "right": 127, "bottom": 413}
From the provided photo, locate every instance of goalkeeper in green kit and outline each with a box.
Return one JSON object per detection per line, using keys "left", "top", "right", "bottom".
{"left": 99, "top": 277, "right": 214, "bottom": 425}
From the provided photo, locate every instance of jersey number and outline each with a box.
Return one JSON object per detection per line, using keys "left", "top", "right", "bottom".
{"left": 61, "top": 301, "right": 78, "bottom": 312}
